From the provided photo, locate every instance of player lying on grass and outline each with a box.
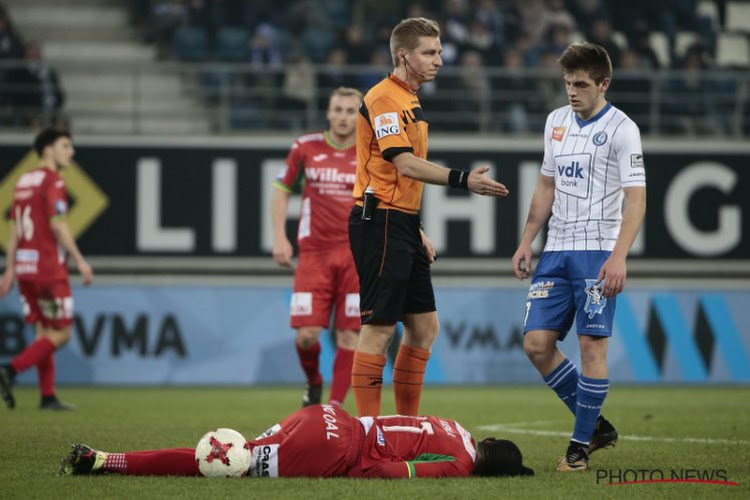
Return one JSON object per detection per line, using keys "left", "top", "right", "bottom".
{"left": 59, "top": 404, "right": 534, "bottom": 478}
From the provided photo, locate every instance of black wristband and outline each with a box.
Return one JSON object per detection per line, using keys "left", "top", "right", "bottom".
{"left": 448, "top": 169, "right": 469, "bottom": 190}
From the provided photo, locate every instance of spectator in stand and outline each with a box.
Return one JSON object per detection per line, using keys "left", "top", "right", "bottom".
{"left": 588, "top": 18, "right": 622, "bottom": 68}
{"left": 475, "top": 0, "right": 506, "bottom": 48}
{"left": 149, "top": 0, "right": 187, "bottom": 60}
{"left": 358, "top": 48, "right": 391, "bottom": 92}
{"left": 543, "top": 23, "right": 574, "bottom": 56}
{"left": 662, "top": 44, "right": 724, "bottom": 135}
{"left": 657, "top": 0, "right": 717, "bottom": 64}
{"left": 465, "top": 20, "right": 495, "bottom": 61}
{"left": 494, "top": 47, "right": 531, "bottom": 133}
{"left": 0, "top": 9, "right": 24, "bottom": 60}
{"left": 454, "top": 50, "right": 491, "bottom": 131}
{"left": 627, "top": 20, "right": 661, "bottom": 69}
{"left": 610, "top": 49, "right": 652, "bottom": 132}
{"left": 249, "top": 22, "right": 283, "bottom": 70}
{"left": 341, "top": 25, "right": 372, "bottom": 65}
{"left": 6, "top": 41, "right": 64, "bottom": 127}
{"left": 566, "top": 0, "right": 609, "bottom": 31}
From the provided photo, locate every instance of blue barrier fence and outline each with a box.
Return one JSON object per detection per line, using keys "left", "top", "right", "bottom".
{"left": 1, "top": 285, "right": 748, "bottom": 385}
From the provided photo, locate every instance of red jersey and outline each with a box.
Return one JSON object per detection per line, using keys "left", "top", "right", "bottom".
{"left": 274, "top": 131, "right": 356, "bottom": 252}
{"left": 10, "top": 168, "right": 68, "bottom": 282}
{"left": 246, "top": 405, "right": 476, "bottom": 479}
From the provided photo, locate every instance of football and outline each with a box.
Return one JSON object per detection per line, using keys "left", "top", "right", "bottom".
{"left": 195, "top": 428, "right": 251, "bottom": 477}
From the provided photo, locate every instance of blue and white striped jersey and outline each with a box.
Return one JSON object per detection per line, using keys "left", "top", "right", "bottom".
{"left": 541, "top": 102, "right": 646, "bottom": 251}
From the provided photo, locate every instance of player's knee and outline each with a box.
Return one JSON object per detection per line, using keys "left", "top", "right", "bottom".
{"left": 296, "top": 328, "right": 322, "bottom": 349}
{"left": 523, "top": 334, "right": 551, "bottom": 361}
{"left": 336, "top": 330, "right": 358, "bottom": 350}
{"left": 46, "top": 328, "right": 71, "bottom": 348}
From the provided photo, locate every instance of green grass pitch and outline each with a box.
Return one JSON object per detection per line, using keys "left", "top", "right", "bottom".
{"left": 1, "top": 385, "right": 748, "bottom": 499}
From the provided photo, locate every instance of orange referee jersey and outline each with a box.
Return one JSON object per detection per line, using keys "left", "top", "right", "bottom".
{"left": 354, "top": 74, "right": 428, "bottom": 214}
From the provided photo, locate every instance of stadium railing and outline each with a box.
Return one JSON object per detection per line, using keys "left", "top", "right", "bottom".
{"left": 0, "top": 61, "right": 748, "bottom": 137}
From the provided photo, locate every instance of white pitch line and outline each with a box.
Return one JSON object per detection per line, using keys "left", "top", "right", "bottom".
{"left": 478, "top": 424, "right": 750, "bottom": 446}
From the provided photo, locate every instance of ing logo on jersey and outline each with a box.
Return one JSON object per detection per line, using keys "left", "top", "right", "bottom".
{"left": 584, "top": 279, "right": 607, "bottom": 319}
{"left": 374, "top": 112, "right": 400, "bottom": 139}
{"left": 592, "top": 131, "right": 608, "bottom": 146}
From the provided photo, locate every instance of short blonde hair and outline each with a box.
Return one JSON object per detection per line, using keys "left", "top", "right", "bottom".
{"left": 389, "top": 17, "right": 440, "bottom": 66}
{"left": 329, "top": 87, "right": 363, "bottom": 103}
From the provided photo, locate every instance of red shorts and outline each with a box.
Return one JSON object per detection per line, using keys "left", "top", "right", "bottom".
{"left": 290, "top": 246, "right": 360, "bottom": 331}
{"left": 18, "top": 279, "right": 74, "bottom": 329}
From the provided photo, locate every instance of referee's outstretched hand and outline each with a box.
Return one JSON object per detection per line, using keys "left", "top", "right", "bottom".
{"left": 467, "top": 165, "right": 509, "bottom": 197}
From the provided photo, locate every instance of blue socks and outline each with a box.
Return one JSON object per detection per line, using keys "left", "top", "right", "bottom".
{"left": 572, "top": 375, "right": 609, "bottom": 445}
{"left": 543, "top": 358, "right": 579, "bottom": 415}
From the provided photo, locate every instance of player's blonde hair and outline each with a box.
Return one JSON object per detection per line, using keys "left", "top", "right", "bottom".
{"left": 329, "top": 87, "right": 363, "bottom": 104}
{"left": 558, "top": 42, "right": 612, "bottom": 84}
{"left": 389, "top": 17, "right": 441, "bottom": 67}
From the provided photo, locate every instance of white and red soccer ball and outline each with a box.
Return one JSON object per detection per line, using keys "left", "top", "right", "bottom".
{"left": 195, "top": 428, "right": 251, "bottom": 477}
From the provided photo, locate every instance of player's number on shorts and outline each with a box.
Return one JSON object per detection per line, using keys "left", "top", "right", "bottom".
{"left": 382, "top": 422, "right": 435, "bottom": 435}
{"left": 14, "top": 205, "right": 34, "bottom": 241}
{"left": 523, "top": 301, "right": 531, "bottom": 327}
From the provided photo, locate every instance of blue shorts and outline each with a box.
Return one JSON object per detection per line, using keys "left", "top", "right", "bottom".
{"left": 523, "top": 250, "right": 616, "bottom": 340}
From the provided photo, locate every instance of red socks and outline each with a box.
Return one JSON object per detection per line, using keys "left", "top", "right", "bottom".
{"left": 103, "top": 449, "right": 199, "bottom": 476}
{"left": 295, "top": 341, "right": 322, "bottom": 386}
{"left": 328, "top": 348, "right": 354, "bottom": 405}
{"left": 11, "top": 336, "right": 54, "bottom": 373}
{"left": 37, "top": 352, "right": 55, "bottom": 397}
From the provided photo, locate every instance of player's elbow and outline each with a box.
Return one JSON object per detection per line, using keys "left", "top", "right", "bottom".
{"left": 392, "top": 153, "right": 417, "bottom": 178}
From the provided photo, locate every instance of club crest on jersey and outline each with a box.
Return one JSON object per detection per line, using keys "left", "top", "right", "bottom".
{"left": 552, "top": 126, "right": 566, "bottom": 141}
{"left": 584, "top": 279, "right": 607, "bottom": 319}
{"left": 592, "top": 131, "right": 608, "bottom": 146}
{"left": 374, "top": 112, "right": 400, "bottom": 139}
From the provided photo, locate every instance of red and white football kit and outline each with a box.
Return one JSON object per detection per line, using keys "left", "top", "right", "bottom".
{"left": 102, "top": 405, "right": 478, "bottom": 478}
{"left": 10, "top": 168, "right": 73, "bottom": 328}
{"left": 246, "top": 405, "right": 476, "bottom": 478}
{"left": 275, "top": 131, "right": 360, "bottom": 330}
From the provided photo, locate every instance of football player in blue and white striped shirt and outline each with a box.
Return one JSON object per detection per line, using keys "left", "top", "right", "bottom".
{"left": 512, "top": 42, "right": 646, "bottom": 472}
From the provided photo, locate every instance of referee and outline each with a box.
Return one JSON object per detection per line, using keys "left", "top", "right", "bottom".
{"left": 348, "top": 17, "right": 509, "bottom": 417}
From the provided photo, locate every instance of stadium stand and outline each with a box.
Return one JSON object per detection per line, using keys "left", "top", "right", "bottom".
{"left": 0, "top": 0, "right": 747, "bottom": 136}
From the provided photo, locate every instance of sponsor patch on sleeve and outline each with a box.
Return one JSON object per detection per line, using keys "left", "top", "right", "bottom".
{"left": 55, "top": 199, "right": 67, "bottom": 215}
{"left": 630, "top": 154, "right": 644, "bottom": 168}
{"left": 552, "top": 126, "right": 566, "bottom": 142}
{"left": 374, "top": 112, "right": 400, "bottom": 139}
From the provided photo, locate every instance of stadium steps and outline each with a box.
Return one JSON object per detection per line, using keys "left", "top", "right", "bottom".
{"left": 4, "top": 0, "right": 214, "bottom": 134}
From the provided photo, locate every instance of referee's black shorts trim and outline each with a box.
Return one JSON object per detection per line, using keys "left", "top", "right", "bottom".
{"left": 349, "top": 205, "right": 436, "bottom": 325}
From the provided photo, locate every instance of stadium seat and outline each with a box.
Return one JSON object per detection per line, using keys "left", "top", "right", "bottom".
{"left": 649, "top": 31, "right": 671, "bottom": 67}
{"left": 230, "top": 99, "right": 262, "bottom": 129}
{"left": 303, "top": 28, "right": 335, "bottom": 63}
{"left": 675, "top": 31, "right": 698, "bottom": 59}
{"left": 173, "top": 26, "right": 209, "bottom": 61}
{"left": 697, "top": 0, "right": 720, "bottom": 29}
{"left": 216, "top": 27, "right": 250, "bottom": 61}
{"left": 612, "top": 31, "right": 629, "bottom": 50}
{"left": 716, "top": 32, "right": 750, "bottom": 67}
{"left": 726, "top": 1, "right": 750, "bottom": 32}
